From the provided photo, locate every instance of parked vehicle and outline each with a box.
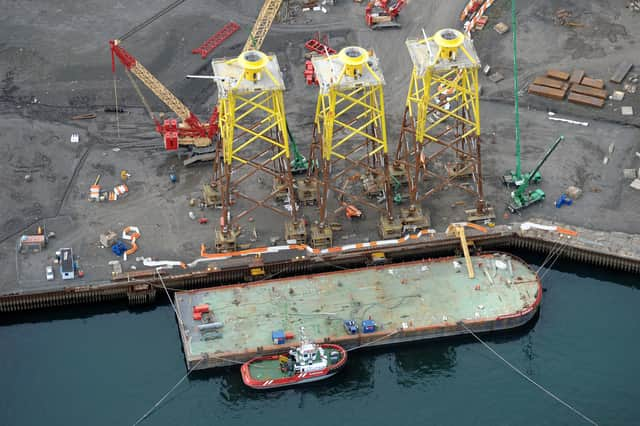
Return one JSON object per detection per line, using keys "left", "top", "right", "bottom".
{"left": 45, "top": 266, "right": 54, "bottom": 281}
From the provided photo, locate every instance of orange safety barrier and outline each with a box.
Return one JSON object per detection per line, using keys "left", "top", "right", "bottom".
{"left": 122, "top": 226, "right": 141, "bottom": 257}
{"left": 556, "top": 227, "right": 578, "bottom": 237}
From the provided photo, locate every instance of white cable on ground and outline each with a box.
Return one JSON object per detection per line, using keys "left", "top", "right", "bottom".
{"left": 459, "top": 321, "right": 598, "bottom": 426}
{"left": 131, "top": 358, "right": 203, "bottom": 426}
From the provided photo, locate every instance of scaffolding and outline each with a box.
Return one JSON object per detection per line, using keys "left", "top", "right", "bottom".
{"left": 308, "top": 46, "right": 401, "bottom": 248}
{"left": 396, "top": 29, "right": 494, "bottom": 224}
{"left": 210, "top": 50, "right": 303, "bottom": 252}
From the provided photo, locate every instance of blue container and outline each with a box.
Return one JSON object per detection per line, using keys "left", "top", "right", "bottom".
{"left": 272, "top": 330, "right": 285, "bottom": 345}
{"left": 362, "top": 319, "right": 377, "bottom": 333}
{"left": 343, "top": 320, "right": 358, "bottom": 334}
{"left": 111, "top": 241, "right": 127, "bottom": 257}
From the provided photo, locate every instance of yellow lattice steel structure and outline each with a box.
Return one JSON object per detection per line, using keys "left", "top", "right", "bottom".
{"left": 211, "top": 50, "right": 301, "bottom": 250}
{"left": 309, "top": 46, "right": 400, "bottom": 247}
{"left": 397, "top": 29, "right": 491, "bottom": 219}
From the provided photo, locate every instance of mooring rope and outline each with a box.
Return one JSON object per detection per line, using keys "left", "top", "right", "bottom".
{"left": 157, "top": 270, "right": 183, "bottom": 328}
{"left": 347, "top": 329, "right": 400, "bottom": 352}
{"left": 458, "top": 321, "right": 598, "bottom": 425}
{"left": 538, "top": 240, "right": 570, "bottom": 282}
{"left": 131, "top": 358, "right": 203, "bottom": 426}
{"left": 536, "top": 238, "right": 562, "bottom": 274}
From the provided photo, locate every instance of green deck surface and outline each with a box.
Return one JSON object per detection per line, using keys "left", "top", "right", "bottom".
{"left": 175, "top": 253, "right": 539, "bottom": 361}
{"left": 249, "top": 360, "right": 288, "bottom": 380}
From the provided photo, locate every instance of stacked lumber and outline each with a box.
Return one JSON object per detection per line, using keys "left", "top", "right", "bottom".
{"left": 527, "top": 70, "right": 569, "bottom": 100}
{"left": 568, "top": 73, "right": 606, "bottom": 108}
{"left": 528, "top": 69, "right": 608, "bottom": 108}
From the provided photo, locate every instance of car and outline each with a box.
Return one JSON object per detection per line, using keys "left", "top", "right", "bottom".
{"left": 45, "top": 266, "right": 54, "bottom": 281}
{"left": 343, "top": 320, "right": 358, "bottom": 335}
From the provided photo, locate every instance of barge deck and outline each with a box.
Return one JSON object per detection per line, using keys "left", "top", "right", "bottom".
{"left": 175, "top": 252, "right": 541, "bottom": 370}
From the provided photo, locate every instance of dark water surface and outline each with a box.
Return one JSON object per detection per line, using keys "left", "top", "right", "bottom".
{"left": 1, "top": 254, "right": 639, "bottom": 426}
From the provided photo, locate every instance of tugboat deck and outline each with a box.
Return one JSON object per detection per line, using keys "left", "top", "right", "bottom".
{"left": 175, "top": 253, "right": 541, "bottom": 370}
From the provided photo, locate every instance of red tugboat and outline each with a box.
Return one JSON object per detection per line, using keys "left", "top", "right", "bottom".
{"left": 241, "top": 327, "right": 347, "bottom": 389}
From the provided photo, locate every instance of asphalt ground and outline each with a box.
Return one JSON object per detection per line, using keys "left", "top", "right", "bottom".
{"left": 0, "top": 0, "right": 638, "bottom": 292}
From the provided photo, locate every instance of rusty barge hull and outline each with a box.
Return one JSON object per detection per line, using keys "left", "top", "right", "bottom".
{"left": 175, "top": 252, "right": 542, "bottom": 370}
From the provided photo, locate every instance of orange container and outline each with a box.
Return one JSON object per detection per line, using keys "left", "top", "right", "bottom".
{"left": 193, "top": 304, "right": 210, "bottom": 313}
{"left": 285, "top": 331, "right": 295, "bottom": 340}
{"left": 193, "top": 312, "right": 202, "bottom": 321}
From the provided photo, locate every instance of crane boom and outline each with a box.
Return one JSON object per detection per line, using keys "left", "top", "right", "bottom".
{"left": 110, "top": 39, "right": 217, "bottom": 150}
{"left": 446, "top": 222, "right": 488, "bottom": 279}
{"left": 110, "top": 40, "right": 192, "bottom": 121}
{"left": 243, "top": 0, "right": 283, "bottom": 52}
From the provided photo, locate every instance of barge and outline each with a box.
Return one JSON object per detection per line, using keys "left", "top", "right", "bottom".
{"left": 175, "top": 252, "right": 542, "bottom": 370}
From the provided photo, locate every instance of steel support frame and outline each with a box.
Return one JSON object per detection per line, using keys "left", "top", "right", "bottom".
{"left": 396, "top": 62, "right": 487, "bottom": 213}
{"left": 215, "top": 85, "right": 299, "bottom": 232}
{"left": 309, "top": 83, "right": 395, "bottom": 226}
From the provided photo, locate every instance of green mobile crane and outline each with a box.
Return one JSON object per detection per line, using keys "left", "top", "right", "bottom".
{"left": 504, "top": 0, "right": 564, "bottom": 212}
{"left": 507, "top": 135, "right": 565, "bottom": 213}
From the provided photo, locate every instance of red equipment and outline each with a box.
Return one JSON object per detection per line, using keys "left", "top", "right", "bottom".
{"left": 304, "top": 60, "right": 317, "bottom": 86}
{"left": 192, "top": 22, "right": 240, "bottom": 59}
{"left": 460, "top": 0, "right": 483, "bottom": 22}
{"left": 304, "top": 39, "right": 336, "bottom": 56}
{"left": 365, "top": 0, "right": 407, "bottom": 29}
{"left": 110, "top": 40, "right": 219, "bottom": 151}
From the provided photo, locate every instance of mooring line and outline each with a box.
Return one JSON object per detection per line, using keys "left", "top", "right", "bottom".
{"left": 539, "top": 240, "right": 569, "bottom": 282}
{"left": 536, "top": 239, "right": 562, "bottom": 274}
{"left": 458, "top": 321, "right": 598, "bottom": 425}
{"left": 347, "top": 329, "right": 400, "bottom": 352}
{"left": 131, "top": 358, "right": 203, "bottom": 426}
{"left": 157, "top": 270, "right": 183, "bottom": 328}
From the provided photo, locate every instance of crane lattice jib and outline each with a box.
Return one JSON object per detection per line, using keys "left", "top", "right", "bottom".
{"left": 243, "top": 0, "right": 283, "bottom": 52}
{"left": 110, "top": 41, "right": 196, "bottom": 124}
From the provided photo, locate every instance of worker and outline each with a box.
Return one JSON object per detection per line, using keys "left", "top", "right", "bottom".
{"left": 120, "top": 170, "right": 130, "bottom": 181}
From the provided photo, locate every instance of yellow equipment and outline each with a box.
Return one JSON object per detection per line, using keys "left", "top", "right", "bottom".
{"left": 397, "top": 29, "right": 493, "bottom": 221}
{"left": 243, "top": 0, "right": 283, "bottom": 52}
{"left": 309, "top": 46, "right": 398, "bottom": 246}
{"left": 211, "top": 49, "right": 301, "bottom": 249}
{"left": 446, "top": 222, "right": 487, "bottom": 278}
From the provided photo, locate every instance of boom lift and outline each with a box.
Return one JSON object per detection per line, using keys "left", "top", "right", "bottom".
{"left": 365, "top": 0, "right": 407, "bottom": 30}
{"left": 109, "top": 40, "right": 218, "bottom": 153}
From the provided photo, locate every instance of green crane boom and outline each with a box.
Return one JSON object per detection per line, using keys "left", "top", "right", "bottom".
{"left": 512, "top": 0, "right": 522, "bottom": 181}
{"left": 508, "top": 136, "right": 565, "bottom": 213}
{"left": 285, "top": 121, "right": 308, "bottom": 174}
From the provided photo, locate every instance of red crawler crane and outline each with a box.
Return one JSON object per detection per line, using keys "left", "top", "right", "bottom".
{"left": 365, "top": 0, "right": 407, "bottom": 30}
{"left": 109, "top": 40, "right": 218, "bottom": 152}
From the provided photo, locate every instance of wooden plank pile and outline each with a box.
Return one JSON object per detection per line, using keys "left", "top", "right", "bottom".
{"left": 528, "top": 69, "right": 608, "bottom": 108}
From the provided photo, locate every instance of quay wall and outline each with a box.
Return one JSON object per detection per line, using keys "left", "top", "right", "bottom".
{"left": 1, "top": 220, "right": 638, "bottom": 312}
